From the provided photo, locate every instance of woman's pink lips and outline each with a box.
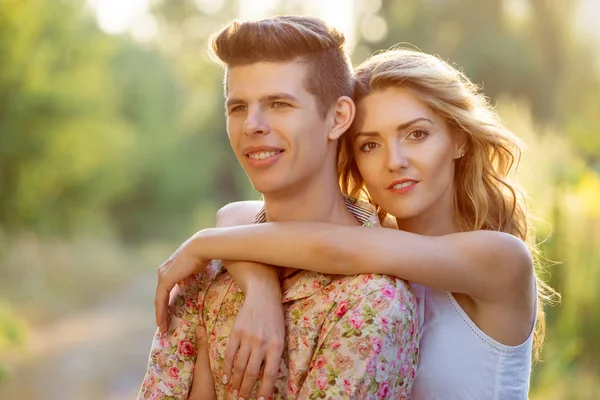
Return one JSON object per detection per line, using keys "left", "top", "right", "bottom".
{"left": 388, "top": 181, "right": 418, "bottom": 195}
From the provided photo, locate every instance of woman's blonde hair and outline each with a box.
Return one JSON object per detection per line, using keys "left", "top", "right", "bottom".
{"left": 339, "top": 48, "right": 558, "bottom": 360}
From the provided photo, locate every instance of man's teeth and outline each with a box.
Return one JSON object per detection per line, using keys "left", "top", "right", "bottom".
{"left": 393, "top": 181, "right": 415, "bottom": 189}
{"left": 249, "top": 151, "right": 281, "bottom": 160}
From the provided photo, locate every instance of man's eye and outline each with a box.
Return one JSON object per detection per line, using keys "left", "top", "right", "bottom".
{"left": 272, "top": 102, "right": 291, "bottom": 108}
{"left": 230, "top": 105, "right": 247, "bottom": 113}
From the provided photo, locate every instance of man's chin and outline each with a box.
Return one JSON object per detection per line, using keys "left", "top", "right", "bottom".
{"left": 249, "top": 179, "right": 290, "bottom": 197}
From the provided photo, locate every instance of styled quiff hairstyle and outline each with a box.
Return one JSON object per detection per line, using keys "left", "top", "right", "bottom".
{"left": 209, "top": 16, "right": 353, "bottom": 117}
{"left": 339, "top": 48, "right": 558, "bottom": 360}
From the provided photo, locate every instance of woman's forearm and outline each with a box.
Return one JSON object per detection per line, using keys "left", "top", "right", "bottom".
{"left": 192, "top": 222, "right": 532, "bottom": 301}
{"left": 196, "top": 223, "right": 348, "bottom": 275}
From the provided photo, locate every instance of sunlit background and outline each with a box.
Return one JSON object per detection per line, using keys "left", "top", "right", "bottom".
{"left": 1, "top": 0, "right": 599, "bottom": 399}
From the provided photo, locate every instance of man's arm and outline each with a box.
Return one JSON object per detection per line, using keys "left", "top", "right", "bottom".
{"left": 214, "top": 201, "right": 285, "bottom": 400}
{"left": 215, "top": 201, "right": 278, "bottom": 296}
{"left": 188, "top": 325, "right": 217, "bottom": 400}
{"left": 297, "top": 276, "right": 419, "bottom": 399}
{"left": 139, "top": 266, "right": 219, "bottom": 400}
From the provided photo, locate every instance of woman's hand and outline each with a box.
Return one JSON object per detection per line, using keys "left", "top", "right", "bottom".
{"left": 155, "top": 234, "right": 211, "bottom": 334}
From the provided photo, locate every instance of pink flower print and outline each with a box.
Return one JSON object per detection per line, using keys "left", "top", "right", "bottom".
{"left": 159, "top": 336, "right": 169, "bottom": 348}
{"left": 314, "top": 355, "right": 327, "bottom": 370}
{"left": 401, "top": 361, "right": 410, "bottom": 377}
{"left": 349, "top": 313, "right": 364, "bottom": 329}
{"left": 177, "top": 339, "right": 196, "bottom": 357}
{"left": 334, "top": 301, "right": 349, "bottom": 318}
{"left": 185, "top": 299, "right": 195, "bottom": 310}
{"left": 370, "top": 337, "right": 383, "bottom": 354}
{"left": 344, "top": 378, "right": 353, "bottom": 394}
{"left": 367, "top": 359, "right": 377, "bottom": 375}
{"left": 356, "top": 341, "right": 371, "bottom": 358}
{"left": 377, "top": 381, "right": 390, "bottom": 398}
{"left": 316, "top": 375, "right": 328, "bottom": 391}
{"left": 377, "top": 316, "right": 390, "bottom": 330}
{"left": 378, "top": 363, "right": 388, "bottom": 376}
{"left": 288, "top": 378, "right": 300, "bottom": 394}
{"left": 381, "top": 284, "right": 396, "bottom": 299}
{"left": 168, "top": 366, "right": 179, "bottom": 379}
{"left": 302, "top": 315, "right": 312, "bottom": 328}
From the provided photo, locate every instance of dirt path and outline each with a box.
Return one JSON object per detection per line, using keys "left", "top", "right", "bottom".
{"left": 0, "top": 272, "right": 158, "bottom": 400}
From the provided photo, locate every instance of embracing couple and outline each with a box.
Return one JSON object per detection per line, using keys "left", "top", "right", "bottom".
{"left": 137, "top": 15, "right": 549, "bottom": 400}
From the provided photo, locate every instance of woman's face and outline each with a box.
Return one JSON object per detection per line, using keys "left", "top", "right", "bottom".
{"left": 352, "top": 87, "right": 464, "bottom": 233}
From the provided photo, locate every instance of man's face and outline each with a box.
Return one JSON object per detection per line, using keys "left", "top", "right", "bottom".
{"left": 225, "top": 62, "right": 332, "bottom": 196}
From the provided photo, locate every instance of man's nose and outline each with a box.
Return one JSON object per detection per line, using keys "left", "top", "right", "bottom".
{"left": 243, "top": 108, "right": 270, "bottom": 136}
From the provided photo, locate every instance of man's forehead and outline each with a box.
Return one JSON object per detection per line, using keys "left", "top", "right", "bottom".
{"left": 226, "top": 61, "right": 310, "bottom": 98}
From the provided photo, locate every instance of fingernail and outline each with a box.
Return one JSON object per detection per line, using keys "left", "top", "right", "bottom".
{"left": 232, "top": 390, "right": 238, "bottom": 399}
{"left": 239, "top": 398, "right": 245, "bottom": 400}
{"left": 222, "top": 374, "right": 228, "bottom": 384}
{"left": 259, "top": 397, "right": 265, "bottom": 400}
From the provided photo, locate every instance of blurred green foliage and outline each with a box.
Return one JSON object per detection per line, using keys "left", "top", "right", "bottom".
{"left": 0, "top": 0, "right": 598, "bottom": 398}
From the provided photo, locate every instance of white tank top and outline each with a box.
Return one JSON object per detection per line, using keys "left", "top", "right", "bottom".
{"left": 410, "top": 284, "right": 536, "bottom": 400}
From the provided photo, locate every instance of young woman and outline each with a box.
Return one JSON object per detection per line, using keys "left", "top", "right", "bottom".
{"left": 158, "top": 49, "right": 556, "bottom": 399}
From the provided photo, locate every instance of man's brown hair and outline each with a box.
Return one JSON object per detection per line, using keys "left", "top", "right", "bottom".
{"left": 209, "top": 16, "right": 353, "bottom": 117}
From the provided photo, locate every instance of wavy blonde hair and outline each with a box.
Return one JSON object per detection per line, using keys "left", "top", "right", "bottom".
{"left": 339, "top": 48, "right": 558, "bottom": 360}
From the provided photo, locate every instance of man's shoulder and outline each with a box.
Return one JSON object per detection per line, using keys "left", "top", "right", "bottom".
{"left": 217, "top": 200, "right": 264, "bottom": 227}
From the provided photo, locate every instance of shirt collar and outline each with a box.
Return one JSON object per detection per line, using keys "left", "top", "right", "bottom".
{"left": 252, "top": 195, "right": 378, "bottom": 226}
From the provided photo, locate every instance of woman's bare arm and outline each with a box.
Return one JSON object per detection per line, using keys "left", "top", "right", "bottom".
{"left": 192, "top": 221, "right": 534, "bottom": 303}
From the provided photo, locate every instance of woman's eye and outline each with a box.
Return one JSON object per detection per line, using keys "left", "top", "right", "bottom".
{"left": 407, "top": 129, "right": 428, "bottom": 141}
{"left": 360, "top": 142, "right": 379, "bottom": 152}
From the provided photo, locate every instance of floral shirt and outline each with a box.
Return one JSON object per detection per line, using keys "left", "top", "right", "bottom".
{"left": 138, "top": 197, "right": 419, "bottom": 400}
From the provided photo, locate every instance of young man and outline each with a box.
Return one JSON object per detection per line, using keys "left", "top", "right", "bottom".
{"left": 138, "top": 16, "right": 418, "bottom": 400}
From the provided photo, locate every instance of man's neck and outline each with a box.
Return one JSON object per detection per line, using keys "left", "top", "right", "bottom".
{"left": 262, "top": 167, "right": 357, "bottom": 227}
{"left": 261, "top": 164, "right": 358, "bottom": 290}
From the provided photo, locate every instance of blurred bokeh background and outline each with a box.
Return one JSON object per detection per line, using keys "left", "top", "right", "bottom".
{"left": 0, "top": 0, "right": 599, "bottom": 398}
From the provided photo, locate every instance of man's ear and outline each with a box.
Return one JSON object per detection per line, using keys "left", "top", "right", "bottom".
{"left": 327, "top": 96, "right": 356, "bottom": 141}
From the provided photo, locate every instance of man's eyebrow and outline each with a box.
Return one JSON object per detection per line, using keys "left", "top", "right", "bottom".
{"left": 354, "top": 117, "right": 435, "bottom": 139}
{"left": 225, "top": 98, "right": 245, "bottom": 108}
{"left": 225, "top": 93, "right": 300, "bottom": 108}
{"left": 261, "top": 93, "right": 300, "bottom": 103}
